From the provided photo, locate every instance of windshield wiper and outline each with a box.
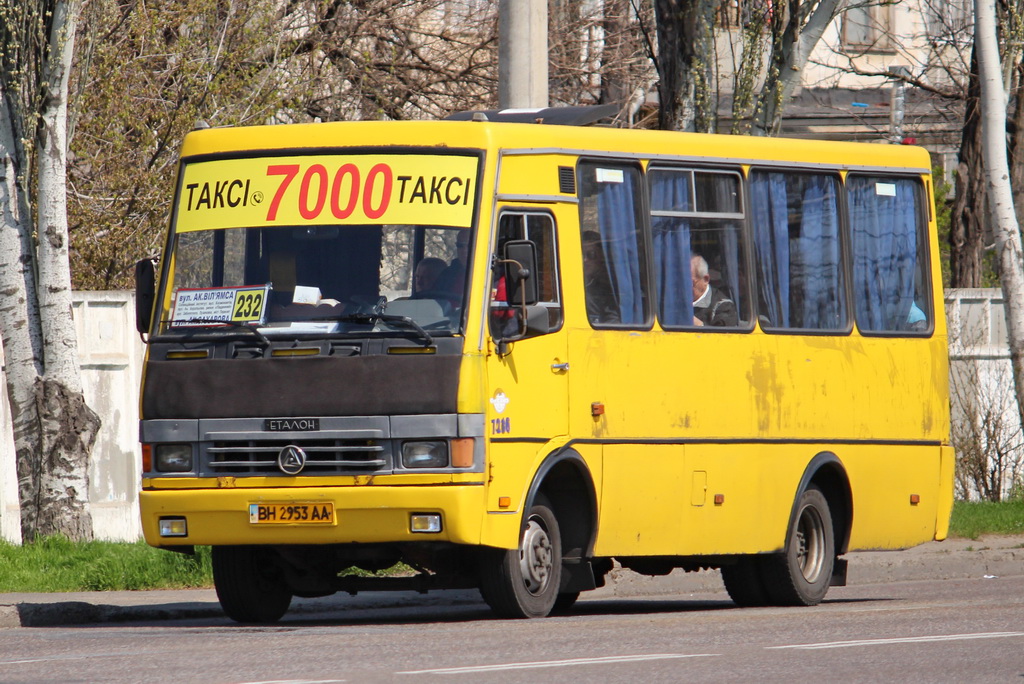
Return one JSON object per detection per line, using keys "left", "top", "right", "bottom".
{"left": 316, "top": 313, "right": 434, "bottom": 347}
{"left": 161, "top": 318, "right": 271, "bottom": 348}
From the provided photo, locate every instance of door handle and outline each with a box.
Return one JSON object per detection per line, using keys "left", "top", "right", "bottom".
{"left": 551, "top": 362, "right": 570, "bottom": 372}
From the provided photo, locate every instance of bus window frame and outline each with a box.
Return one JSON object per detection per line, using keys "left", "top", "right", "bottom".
{"left": 490, "top": 208, "right": 565, "bottom": 340}
{"left": 647, "top": 162, "right": 754, "bottom": 333}
{"left": 576, "top": 157, "right": 655, "bottom": 331}
{"left": 746, "top": 165, "right": 855, "bottom": 337}
{"left": 846, "top": 171, "right": 935, "bottom": 339}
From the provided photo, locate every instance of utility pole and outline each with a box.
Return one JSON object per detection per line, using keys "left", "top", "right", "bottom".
{"left": 498, "top": 0, "right": 548, "bottom": 109}
{"left": 888, "top": 65, "right": 910, "bottom": 144}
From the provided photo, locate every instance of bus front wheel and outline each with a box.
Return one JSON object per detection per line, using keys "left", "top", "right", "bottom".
{"left": 212, "top": 545, "right": 293, "bottom": 623}
{"left": 479, "top": 496, "right": 562, "bottom": 618}
{"left": 764, "top": 485, "right": 835, "bottom": 606}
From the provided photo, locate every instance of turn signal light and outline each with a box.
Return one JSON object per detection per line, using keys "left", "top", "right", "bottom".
{"left": 451, "top": 438, "right": 475, "bottom": 468}
{"left": 141, "top": 443, "right": 153, "bottom": 472}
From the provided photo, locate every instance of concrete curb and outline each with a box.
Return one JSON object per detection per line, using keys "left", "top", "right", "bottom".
{"left": 2, "top": 535, "right": 1021, "bottom": 628}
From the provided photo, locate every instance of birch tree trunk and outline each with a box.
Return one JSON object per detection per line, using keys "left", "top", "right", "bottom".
{"left": 750, "top": 0, "right": 843, "bottom": 137}
{"left": 33, "top": 0, "right": 99, "bottom": 541}
{"left": 0, "top": 0, "right": 98, "bottom": 542}
{"left": 975, "top": 0, "right": 1024, "bottom": 445}
{"left": 0, "top": 86, "right": 45, "bottom": 541}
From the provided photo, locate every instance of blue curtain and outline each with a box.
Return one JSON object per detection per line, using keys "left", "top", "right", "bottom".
{"left": 596, "top": 175, "right": 645, "bottom": 325}
{"left": 851, "top": 177, "right": 920, "bottom": 331}
{"left": 794, "top": 179, "right": 844, "bottom": 328}
{"left": 709, "top": 175, "right": 742, "bottom": 315}
{"left": 751, "top": 172, "right": 790, "bottom": 327}
{"left": 650, "top": 172, "right": 693, "bottom": 327}
{"left": 752, "top": 172, "right": 845, "bottom": 330}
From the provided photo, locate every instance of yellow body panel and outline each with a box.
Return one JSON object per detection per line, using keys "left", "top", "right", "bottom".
{"left": 143, "top": 119, "right": 953, "bottom": 561}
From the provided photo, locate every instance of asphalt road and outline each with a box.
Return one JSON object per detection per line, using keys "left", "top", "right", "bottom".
{"left": 0, "top": 574, "right": 1021, "bottom": 683}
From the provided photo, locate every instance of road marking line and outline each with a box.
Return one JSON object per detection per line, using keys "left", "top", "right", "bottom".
{"left": 398, "top": 653, "right": 719, "bottom": 675}
{"left": 237, "top": 680, "right": 346, "bottom": 684}
{"left": 767, "top": 632, "right": 1024, "bottom": 650}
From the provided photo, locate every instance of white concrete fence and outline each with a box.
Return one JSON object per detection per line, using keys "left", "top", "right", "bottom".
{"left": 1, "top": 292, "right": 144, "bottom": 543}
{"left": 0, "top": 290, "right": 1017, "bottom": 543}
{"left": 945, "top": 289, "right": 1024, "bottom": 500}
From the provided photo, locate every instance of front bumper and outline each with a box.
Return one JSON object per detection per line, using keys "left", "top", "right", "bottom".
{"left": 140, "top": 483, "right": 486, "bottom": 547}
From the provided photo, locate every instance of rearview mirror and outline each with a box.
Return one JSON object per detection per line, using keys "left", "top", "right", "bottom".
{"left": 503, "top": 240, "right": 539, "bottom": 306}
{"left": 134, "top": 258, "right": 158, "bottom": 334}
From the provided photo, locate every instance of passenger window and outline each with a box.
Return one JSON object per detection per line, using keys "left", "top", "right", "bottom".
{"left": 750, "top": 170, "right": 847, "bottom": 331}
{"left": 578, "top": 162, "right": 650, "bottom": 328}
{"left": 848, "top": 175, "right": 931, "bottom": 334}
{"left": 490, "top": 212, "right": 562, "bottom": 338}
{"left": 649, "top": 167, "right": 749, "bottom": 329}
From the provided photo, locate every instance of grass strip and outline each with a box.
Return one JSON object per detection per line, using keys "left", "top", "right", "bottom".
{"left": 0, "top": 537, "right": 211, "bottom": 592}
{"left": 948, "top": 499, "right": 1024, "bottom": 540}
{"left": 1, "top": 500, "right": 1022, "bottom": 593}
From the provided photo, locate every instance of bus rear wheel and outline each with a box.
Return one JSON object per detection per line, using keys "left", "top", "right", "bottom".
{"left": 479, "top": 496, "right": 562, "bottom": 618}
{"left": 763, "top": 485, "right": 835, "bottom": 606}
{"left": 212, "top": 546, "right": 293, "bottom": 623}
{"left": 721, "top": 557, "right": 771, "bottom": 607}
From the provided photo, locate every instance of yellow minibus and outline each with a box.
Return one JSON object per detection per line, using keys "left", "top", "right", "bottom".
{"left": 136, "top": 108, "right": 954, "bottom": 621}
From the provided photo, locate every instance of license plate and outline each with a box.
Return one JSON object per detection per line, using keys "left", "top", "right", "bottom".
{"left": 249, "top": 503, "right": 335, "bottom": 524}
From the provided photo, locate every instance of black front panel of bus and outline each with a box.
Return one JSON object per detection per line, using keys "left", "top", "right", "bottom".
{"left": 142, "top": 354, "right": 461, "bottom": 419}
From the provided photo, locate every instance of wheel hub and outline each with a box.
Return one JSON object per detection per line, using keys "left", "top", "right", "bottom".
{"left": 519, "top": 518, "right": 553, "bottom": 595}
{"left": 796, "top": 506, "right": 826, "bottom": 582}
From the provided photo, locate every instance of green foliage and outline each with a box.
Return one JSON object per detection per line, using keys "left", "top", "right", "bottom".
{"left": 933, "top": 165, "right": 953, "bottom": 288}
{"left": 0, "top": 537, "right": 212, "bottom": 592}
{"left": 69, "top": 0, "right": 292, "bottom": 289}
{"left": 949, "top": 500, "right": 1024, "bottom": 539}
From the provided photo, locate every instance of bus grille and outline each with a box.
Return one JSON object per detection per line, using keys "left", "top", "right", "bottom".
{"left": 205, "top": 438, "right": 389, "bottom": 475}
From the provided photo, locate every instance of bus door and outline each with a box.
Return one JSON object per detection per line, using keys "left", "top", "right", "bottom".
{"left": 484, "top": 208, "right": 568, "bottom": 504}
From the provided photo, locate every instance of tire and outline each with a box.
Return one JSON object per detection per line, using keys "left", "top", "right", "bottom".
{"left": 479, "top": 496, "right": 562, "bottom": 618}
{"left": 762, "top": 485, "right": 835, "bottom": 606}
{"left": 551, "top": 591, "right": 580, "bottom": 614}
{"left": 721, "top": 557, "right": 771, "bottom": 607}
{"left": 212, "top": 546, "right": 293, "bottom": 623}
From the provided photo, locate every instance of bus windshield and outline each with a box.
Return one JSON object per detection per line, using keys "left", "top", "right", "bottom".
{"left": 155, "top": 150, "right": 479, "bottom": 339}
{"left": 158, "top": 223, "right": 471, "bottom": 338}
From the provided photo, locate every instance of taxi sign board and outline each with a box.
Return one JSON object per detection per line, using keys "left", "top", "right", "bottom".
{"left": 175, "top": 153, "right": 478, "bottom": 232}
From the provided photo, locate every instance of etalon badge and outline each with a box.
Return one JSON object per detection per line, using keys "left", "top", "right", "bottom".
{"left": 278, "top": 445, "right": 306, "bottom": 475}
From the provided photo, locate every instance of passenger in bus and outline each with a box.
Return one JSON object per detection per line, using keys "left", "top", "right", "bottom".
{"left": 435, "top": 232, "right": 471, "bottom": 298}
{"left": 691, "top": 254, "right": 738, "bottom": 327}
{"left": 582, "top": 231, "right": 620, "bottom": 324}
{"left": 412, "top": 257, "right": 447, "bottom": 297}
{"left": 907, "top": 301, "right": 929, "bottom": 331}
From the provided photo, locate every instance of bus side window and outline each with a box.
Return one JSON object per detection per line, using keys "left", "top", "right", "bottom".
{"left": 490, "top": 211, "right": 562, "bottom": 338}
{"left": 848, "top": 175, "right": 931, "bottom": 334}
{"left": 578, "top": 162, "right": 650, "bottom": 328}
{"left": 750, "top": 170, "right": 847, "bottom": 332}
{"left": 649, "top": 167, "right": 749, "bottom": 329}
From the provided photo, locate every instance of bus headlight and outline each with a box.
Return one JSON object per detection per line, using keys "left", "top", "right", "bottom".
{"left": 401, "top": 441, "right": 448, "bottom": 468}
{"left": 155, "top": 444, "right": 193, "bottom": 472}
